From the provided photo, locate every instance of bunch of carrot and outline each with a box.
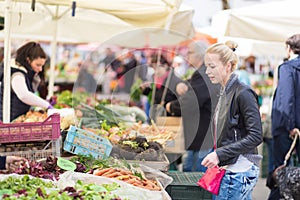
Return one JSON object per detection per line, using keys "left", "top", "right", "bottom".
{"left": 93, "top": 167, "right": 161, "bottom": 191}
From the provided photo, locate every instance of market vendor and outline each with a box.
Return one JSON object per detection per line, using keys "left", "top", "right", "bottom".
{"left": 141, "top": 53, "right": 185, "bottom": 121}
{"left": 0, "top": 156, "right": 27, "bottom": 170}
{"left": 0, "top": 41, "right": 52, "bottom": 121}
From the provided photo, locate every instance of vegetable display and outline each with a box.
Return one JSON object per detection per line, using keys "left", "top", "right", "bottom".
{"left": 69, "top": 155, "right": 162, "bottom": 191}
{"left": 0, "top": 175, "right": 124, "bottom": 200}
{"left": 111, "top": 136, "right": 164, "bottom": 161}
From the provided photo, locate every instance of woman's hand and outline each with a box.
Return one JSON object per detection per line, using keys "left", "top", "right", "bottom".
{"left": 201, "top": 151, "right": 220, "bottom": 168}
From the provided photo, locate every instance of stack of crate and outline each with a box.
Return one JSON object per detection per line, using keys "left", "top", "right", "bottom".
{"left": 0, "top": 113, "right": 61, "bottom": 160}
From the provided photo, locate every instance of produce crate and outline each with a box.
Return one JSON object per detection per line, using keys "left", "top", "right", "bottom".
{"left": 163, "top": 126, "right": 185, "bottom": 154}
{"left": 166, "top": 171, "right": 212, "bottom": 200}
{"left": 156, "top": 117, "right": 182, "bottom": 126}
{"left": 0, "top": 114, "right": 60, "bottom": 143}
{"left": 63, "top": 125, "right": 112, "bottom": 159}
{"left": 0, "top": 138, "right": 61, "bottom": 160}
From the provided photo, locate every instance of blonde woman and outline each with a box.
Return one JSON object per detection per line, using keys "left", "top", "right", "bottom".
{"left": 201, "top": 41, "right": 263, "bottom": 200}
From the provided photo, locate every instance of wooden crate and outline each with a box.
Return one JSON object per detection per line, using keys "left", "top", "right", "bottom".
{"left": 156, "top": 117, "right": 182, "bottom": 126}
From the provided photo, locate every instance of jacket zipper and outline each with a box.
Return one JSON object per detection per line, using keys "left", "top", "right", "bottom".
{"left": 234, "top": 129, "right": 238, "bottom": 141}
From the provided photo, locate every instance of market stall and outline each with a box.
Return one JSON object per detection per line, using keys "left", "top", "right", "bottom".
{"left": 0, "top": 81, "right": 212, "bottom": 199}
{"left": 0, "top": 0, "right": 195, "bottom": 122}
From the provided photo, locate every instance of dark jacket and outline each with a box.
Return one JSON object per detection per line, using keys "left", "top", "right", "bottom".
{"left": 0, "top": 156, "right": 6, "bottom": 170}
{"left": 272, "top": 56, "right": 300, "bottom": 135}
{"left": 143, "top": 70, "right": 183, "bottom": 114}
{"left": 168, "top": 66, "right": 220, "bottom": 150}
{"left": 0, "top": 64, "right": 34, "bottom": 121}
{"left": 215, "top": 74, "right": 263, "bottom": 167}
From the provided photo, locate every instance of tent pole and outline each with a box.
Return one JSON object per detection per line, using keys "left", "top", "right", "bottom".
{"left": 47, "top": 7, "right": 59, "bottom": 99}
{"left": 3, "top": 0, "right": 12, "bottom": 123}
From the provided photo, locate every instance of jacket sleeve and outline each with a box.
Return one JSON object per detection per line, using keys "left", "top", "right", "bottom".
{"left": 216, "top": 89, "right": 263, "bottom": 162}
{"left": 11, "top": 73, "right": 50, "bottom": 109}
{"left": 169, "top": 99, "right": 181, "bottom": 116}
{"left": 277, "top": 64, "right": 295, "bottom": 131}
{"left": 0, "top": 156, "right": 6, "bottom": 170}
{"left": 167, "top": 73, "right": 208, "bottom": 116}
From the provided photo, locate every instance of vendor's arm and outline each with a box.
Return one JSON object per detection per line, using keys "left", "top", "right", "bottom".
{"left": 11, "top": 72, "right": 51, "bottom": 108}
{"left": 0, "top": 156, "right": 27, "bottom": 170}
{"left": 166, "top": 100, "right": 181, "bottom": 116}
{"left": 0, "top": 156, "right": 6, "bottom": 170}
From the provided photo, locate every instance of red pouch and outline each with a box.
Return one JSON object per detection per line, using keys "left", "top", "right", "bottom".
{"left": 197, "top": 166, "right": 226, "bottom": 195}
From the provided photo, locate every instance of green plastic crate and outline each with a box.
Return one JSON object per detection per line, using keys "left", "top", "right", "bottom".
{"left": 166, "top": 171, "right": 212, "bottom": 200}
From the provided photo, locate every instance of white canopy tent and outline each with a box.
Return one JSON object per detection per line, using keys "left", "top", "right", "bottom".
{"left": 216, "top": 36, "right": 286, "bottom": 58}
{"left": 211, "top": 0, "right": 300, "bottom": 42}
{"left": 106, "top": 6, "right": 195, "bottom": 48}
{"left": 1, "top": 0, "right": 195, "bottom": 122}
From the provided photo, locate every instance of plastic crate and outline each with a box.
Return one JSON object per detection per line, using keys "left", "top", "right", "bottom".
{"left": 127, "top": 154, "right": 170, "bottom": 172}
{"left": 166, "top": 171, "right": 212, "bottom": 200}
{"left": 0, "top": 114, "right": 60, "bottom": 143}
{"left": 63, "top": 125, "right": 112, "bottom": 159}
{"left": 0, "top": 138, "right": 61, "bottom": 160}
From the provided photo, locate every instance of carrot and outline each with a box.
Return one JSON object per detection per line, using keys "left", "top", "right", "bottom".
{"left": 93, "top": 168, "right": 113, "bottom": 176}
{"left": 123, "top": 178, "right": 137, "bottom": 184}
{"left": 132, "top": 181, "right": 144, "bottom": 187}
{"left": 103, "top": 171, "right": 122, "bottom": 178}
{"left": 118, "top": 169, "right": 133, "bottom": 175}
{"left": 101, "top": 168, "right": 116, "bottom": 176}
{"left": 115, "top": 175, "right": 130, "bottom": 180}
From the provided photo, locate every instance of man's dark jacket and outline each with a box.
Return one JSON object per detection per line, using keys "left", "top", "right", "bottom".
{"left": 168, "top": 66, "right": 219, "bottom": 150}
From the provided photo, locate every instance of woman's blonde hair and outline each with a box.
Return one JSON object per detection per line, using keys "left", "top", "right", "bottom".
{"left": 206, "top": 40, "right": 239, "bottom": 71}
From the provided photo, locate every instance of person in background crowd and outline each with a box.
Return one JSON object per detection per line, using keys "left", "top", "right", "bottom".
{"left": 268, "top": 33, "right": 300, "bottom": 200}
{"left": 100, "top": 47, "right": 116, "bottom": 67}
{"left": 0, "top": 41, "right": 52, "bottom": 121}
{"left": 141, "top": 53, "right": 185, "bottom": 121}
{"left": 115, "top": 49, "right": 138, "bottom": 93}
{"left": 202, "top": 40, "right": 263, "bottom": 199}
{"left": 234, "top": 64, "right": 251, "bottom": 86}
{"left": 75, "top": 60, "right": 97, "bottom": 93}
{"left": 262, "top": 104, "right": 274, "bottom": 174}
{"left": 0, "top": 47, "right": 3, "bottom": 66}
{"left": 0, "top": 47, "right": 4, "bottom": 85}
{"left": 173, "top": 55, "right": 187, "bottom": 78}
{"left": 166, "top": 41, "right": 219, "bottom": 172}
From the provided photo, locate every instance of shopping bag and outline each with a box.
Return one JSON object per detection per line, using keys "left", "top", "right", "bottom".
{"left": 197, "top": 166, "right": 226, "bottom": 195}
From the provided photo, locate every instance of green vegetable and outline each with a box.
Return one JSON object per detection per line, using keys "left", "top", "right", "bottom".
{"left": 0, "top": 175, "right": 124, "bottom": 200}
{"left": 130, "top": 78, "right": 143, "bottom": 102}
{"left": 122, "top": 141, "right": 139, "bottom": 149}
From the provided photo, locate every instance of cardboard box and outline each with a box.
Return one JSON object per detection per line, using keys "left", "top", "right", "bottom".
{"left": 156, "top": 117, "right": 182, "bottom": 126}
{"left": 161, "top": 125, "right": 185, "bottom": 154}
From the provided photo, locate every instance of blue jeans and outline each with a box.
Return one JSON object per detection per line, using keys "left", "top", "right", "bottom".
{"left": 182, "top": 149, "right": 212, "bottom": 172}
{"left": 215, "top": 165, "right": 259, "bottom": 200}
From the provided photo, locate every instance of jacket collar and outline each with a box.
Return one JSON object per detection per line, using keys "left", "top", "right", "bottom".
{"left": 220, "top": 73, "right": 238, "bottom": 96}
{"left": 11, "top": 59, "right": 28, "bottom": 73}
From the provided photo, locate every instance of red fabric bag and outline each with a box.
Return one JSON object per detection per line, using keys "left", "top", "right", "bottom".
{"left": 197, "top": 101, "right": 226, "bottom": 195}
{"left": 197, "top": 165, "right": 226, "bottom": 195}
